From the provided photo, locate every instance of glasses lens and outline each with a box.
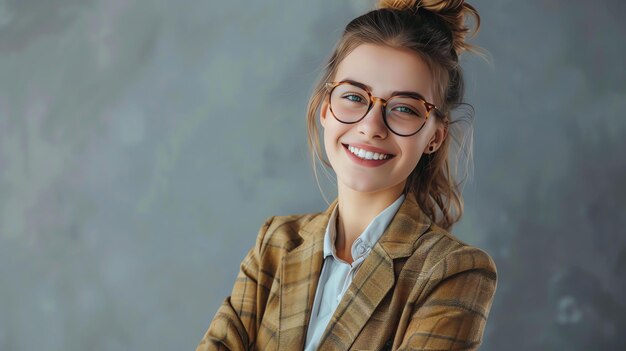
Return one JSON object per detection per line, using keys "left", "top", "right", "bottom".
{"left": 385, "top": 96, "right": 428, "bottom": 135}
{"left": 329, "top": 84, "right": 370, "bottom": 123}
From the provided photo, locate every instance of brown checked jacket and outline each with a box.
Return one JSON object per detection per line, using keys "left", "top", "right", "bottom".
{"left": 196, "top": 193, "right": 497, "bottom": 350}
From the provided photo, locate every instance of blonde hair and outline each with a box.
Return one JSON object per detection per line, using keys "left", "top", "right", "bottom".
{"left": 306, "top": 0, "right": 483, "bottom": 230}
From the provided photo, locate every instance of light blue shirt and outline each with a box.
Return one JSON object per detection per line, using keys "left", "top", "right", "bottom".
{"left": 304, "top": 193, "right": 406, "bottom": 351}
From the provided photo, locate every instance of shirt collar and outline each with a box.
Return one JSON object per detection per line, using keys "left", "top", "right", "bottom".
{"left": 323, "top": 193, "right": 406, "bottom": 262}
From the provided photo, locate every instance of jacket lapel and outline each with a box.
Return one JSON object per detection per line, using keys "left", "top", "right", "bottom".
{"left": 278, "top": 199, "right": 336, "bottom": 350}
{"left": 317, "top": 193, "right": 432, "bottom": 350}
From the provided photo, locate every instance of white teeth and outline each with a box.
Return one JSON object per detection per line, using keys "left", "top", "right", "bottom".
{"left": 347, "top": 145, "right": 391, "bottom": 160}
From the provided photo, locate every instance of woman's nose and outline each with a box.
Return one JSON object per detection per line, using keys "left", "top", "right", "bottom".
{"left": 357, "top": 99, "right": 388, "bottom": 139}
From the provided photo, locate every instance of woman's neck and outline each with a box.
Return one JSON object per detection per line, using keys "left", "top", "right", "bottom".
{"left": 334, "top": 184, "right": 405, "bottom": 264}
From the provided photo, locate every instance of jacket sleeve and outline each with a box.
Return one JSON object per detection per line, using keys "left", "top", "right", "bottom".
{"left": 396, "top": 246, "right": 498, "bottom": 351}
{"left": 196, "top": 216, "right": 275, "bottom": 351}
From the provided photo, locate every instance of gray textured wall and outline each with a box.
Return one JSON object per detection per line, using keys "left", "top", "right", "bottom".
{"left": 1, "top": 0, "right": 624, "bottom": 350}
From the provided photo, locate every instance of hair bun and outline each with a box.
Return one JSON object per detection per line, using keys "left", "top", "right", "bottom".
{"left": 377, "top": 0, "right": 481, "bottom": 57}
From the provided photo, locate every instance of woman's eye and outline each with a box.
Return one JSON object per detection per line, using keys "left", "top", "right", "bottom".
{"left": 344, "top": 94, "right": 365, "bottom": 103}
{"left": 393, "top": 106, "right": 418, "bottom": 115}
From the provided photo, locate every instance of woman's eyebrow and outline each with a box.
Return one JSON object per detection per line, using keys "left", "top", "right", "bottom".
{"left": 341, "top": 78, "right": 428, "bottom": 100}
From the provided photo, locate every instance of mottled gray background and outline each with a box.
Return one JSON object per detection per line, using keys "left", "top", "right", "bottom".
{"left": 1, "top": 0, "right": 624, "bottom": 350}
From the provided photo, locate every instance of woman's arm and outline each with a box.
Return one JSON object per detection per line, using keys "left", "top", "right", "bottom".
{"left": 396, "top": 246, "right": 498, "bottom": 351}
{"left": 196, "top": 217, "right": 275, "bottom": 351}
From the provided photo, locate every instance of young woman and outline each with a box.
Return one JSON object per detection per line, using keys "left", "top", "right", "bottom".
{"left": 197, "top": 0, "right": 497, "bottom": 350}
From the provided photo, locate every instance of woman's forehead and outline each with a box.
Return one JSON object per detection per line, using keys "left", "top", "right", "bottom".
{"left": 334, "top": 43, "right": 434, "bottom": 101}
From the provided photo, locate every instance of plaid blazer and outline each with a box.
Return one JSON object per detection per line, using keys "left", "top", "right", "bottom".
{"left": 197, "top": 193, "right": 497, "bottom": 350}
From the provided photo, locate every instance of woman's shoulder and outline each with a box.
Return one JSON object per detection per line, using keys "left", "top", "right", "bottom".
{"left": 254, "top": 209, "right": 329, "bottom": 253}
{"left": 410, "top": 223, "right": 497, "bottom": 280}
{"left": 263, "top": 211, "right": 321, "bottom": 234}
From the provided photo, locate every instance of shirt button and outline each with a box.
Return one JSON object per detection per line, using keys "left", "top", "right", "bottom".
{"left": 356, "top": 243, "right": 368, "bottom": 256}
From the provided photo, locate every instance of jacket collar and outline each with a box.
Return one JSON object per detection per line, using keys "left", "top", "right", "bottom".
{"left": 377, "top": 192, "right": 433, "bottom": 258}
{"left": 278, "top": 193, "right": 432, "bottom": 349}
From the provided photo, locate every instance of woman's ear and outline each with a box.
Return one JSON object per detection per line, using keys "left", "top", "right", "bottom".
{"left": 425, "top": 121, "right": 448, "bottom": 153}
{"left": 319, "top": 100, "right": 329, "bottom": 128}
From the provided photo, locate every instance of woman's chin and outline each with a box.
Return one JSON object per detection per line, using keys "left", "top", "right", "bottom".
{"left": 338, "top": 178, "right": 404, "bottom": 197}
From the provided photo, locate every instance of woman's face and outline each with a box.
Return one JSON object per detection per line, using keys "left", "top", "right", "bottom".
{"left": 320, "top": 43, "right": 446, "bottom": 197}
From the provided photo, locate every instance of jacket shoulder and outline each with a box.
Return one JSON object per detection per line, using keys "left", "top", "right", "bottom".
{"left": 247, "top": 212, "right": 323, "bottom": 283}
{"left": 257, "top": 211, "right": 323, "bottom": 255}
{"left": 410, "top": 224, "right": 497, "bottom": 280}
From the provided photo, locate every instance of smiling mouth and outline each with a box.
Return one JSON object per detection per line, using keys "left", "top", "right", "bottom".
{"left": 342, "top": 143, "right": 394, "bottom": 161}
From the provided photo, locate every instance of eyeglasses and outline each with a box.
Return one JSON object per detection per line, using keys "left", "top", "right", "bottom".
{"left": 324, "top": 81, "right": 440, "bottom": 137}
